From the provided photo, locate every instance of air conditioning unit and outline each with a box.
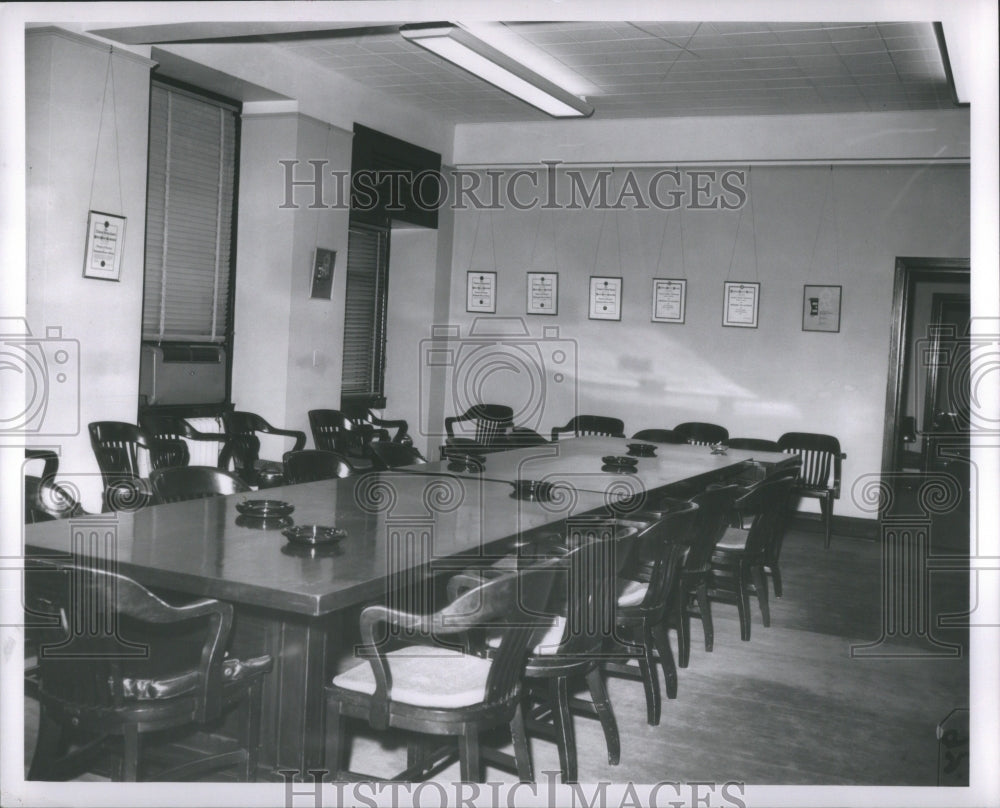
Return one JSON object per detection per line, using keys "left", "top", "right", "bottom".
{"left": 139, "top": 344, "right": 226, "bottom": 406}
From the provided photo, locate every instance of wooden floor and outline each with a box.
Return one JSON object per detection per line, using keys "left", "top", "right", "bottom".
{"left": 24, "top": 527, "right": 970, "bottom": 787}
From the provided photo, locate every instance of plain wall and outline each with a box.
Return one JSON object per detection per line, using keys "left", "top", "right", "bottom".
{"left": 25, "top": 29, "right": 154, "bottom": 510}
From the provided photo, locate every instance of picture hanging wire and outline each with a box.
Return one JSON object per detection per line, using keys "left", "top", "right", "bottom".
{"left": 313, "top": 124, "right": 333, "bottom": 252}
{"left": 807, "top": 165, "right": 837, "bottom": 275}
{"left": 591, "top": 167, "right": 622, "bottom": 275}
{"left": 88, "top": 47, "right": 125, "bottom": 215}
{"left": 725, "top": 165, "right": 758, "bottom": 282}
{"left": 653, "top": 166, "right": 687, "bottom": 279}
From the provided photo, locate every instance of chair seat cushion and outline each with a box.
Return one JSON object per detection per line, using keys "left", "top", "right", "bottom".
{"left": 617, "top": 579, "right": 648, "bottom": 607}
{"left": 715, "top": 526, "right": 749, "bottom": 551}
{"left": 331, "top": 647, "right": 493, "bottom": 708}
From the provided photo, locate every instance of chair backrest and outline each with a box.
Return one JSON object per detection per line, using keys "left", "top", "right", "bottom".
{"left": 141, "top": 413, "right": 229, "bottom": 468}
{"left": 308, "top": 409, "right": 369, "bottom": 456}
{"left": 445, "top": 404, "right": 514, "bottom": 446}
{"left": 551, "top": 415, "right": 626, "bottom": 442}
{"left": 777, "top": 432, "right": 844, "bottom": 494}
{"left": 369, "top": 442, "right": 426, "bottom": 470}
{"left": 221, "top": 411, "right": 307, "bottom": 477}
{"left": 150, "top": 466, "right": 251, "bottom": 504}
{"left": 630, "top": 428, "right": 685, "bottom": 444}
{"left": 733, "top": 471, "right": 798, "bottom": 556}
{"left": 503, "top": 427, "right": 550, "bottom": 448}
{"left": 686, "top": 485, "right": 742, "bottom": 571}
{"left": 282, "top": 449, "right": 353, "bottom": 483}
{"left": 24, "top": 450, "right": 85, "bottom": 523}
{"left": 727, "top": 437, "right": 781, "bottom": 453}
{"left": 673, "top": 422, "right": 729, "bottom": 446}
{"left": 88, "top": 421, "right": 150, "bottom": 480}
{"left": 538, "top": 519, "right": 638, "bottom": 657}
{"left": 28, "top": 561, "right": 231, "bottom": 724}
{"left": 421, "top": 558, "right": 561, "bottom": 707}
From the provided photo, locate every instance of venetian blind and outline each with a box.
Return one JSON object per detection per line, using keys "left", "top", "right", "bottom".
{"left": 142, "top": 82, "right": 238, "bottom": 342}
{"left": 341, "top": 224, "right": 388, "bottom": 399}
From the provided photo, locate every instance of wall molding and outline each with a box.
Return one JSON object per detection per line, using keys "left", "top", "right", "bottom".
{"left": 26, "top": 26, "right": 156, "bottom": 68}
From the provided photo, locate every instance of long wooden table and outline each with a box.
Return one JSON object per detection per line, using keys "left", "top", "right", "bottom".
{"left": 23, "top": 439, "right": 768, "bottom": 777}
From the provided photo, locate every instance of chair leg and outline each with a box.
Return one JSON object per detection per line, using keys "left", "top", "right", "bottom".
{"left": 696, "top": 583, "right": 714, "bottom": 652}
{"left": 752, "top": 564, "right": 770, "bottom": 628}
{"left": 638, "top": 624, "right": 661, "bottom": 726}
{"left": 458, "top": 724, "right": 481, "bottom": 783}
{"left": 324, "top": 699, "right": 347, "bottom": 779}
{"left": 675, "top": 596, "right": 691, "bottom": 669}
{"left": 652, "top": 622, "right": 678, "bottom": 700}
{"left": 770, "top": 562, "right": 783, "bottom": 599}
{"left": 735, "top": 562, "right": 751, "bottom": 642}
{"left": 121, "top": 724, "right": 140, "bottom": 782}
{"left": 509, "top": 701, "right": 534, "bottom": 783}
{"left": 550, "top": 677, "right": 577, "bottom": 783}
{"left": 242, "top": 680, "right": 263, "bottom": 782}
{"left": 821, "top": 496, "right": 833, "bottom": 548}
{"left": 584, "top": 667, "right": 619, "bottom": 766}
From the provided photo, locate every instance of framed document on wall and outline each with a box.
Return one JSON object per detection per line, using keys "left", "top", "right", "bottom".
{"left": 651, "top": 278, "right": 686, "bottom": 323}
{"left": 82, "top": 211, "right": 126, "bottom": 281}
{"left": 467, "top": 271, "right": 497, "bottom": 313}
{"left": 526, "top": 272, "right": 558, "bottom": 315}
{"left": 589, "top": 276, "right": 622, "bottom": 321}
{"left": 802, "top": 284, "right": 842, "bottom": 332}
{"left": 722, "top": 281, "right": 760, "bottom": 328}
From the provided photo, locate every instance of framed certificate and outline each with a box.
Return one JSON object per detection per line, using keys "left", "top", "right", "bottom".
{"left": 651, "top": 278, "right": 686, "bottom": 323}
{"left": 722, "top": 281, "right": 760, "bottom": 328}
{"left": 310, "top": 248, "right": 336, "bottom": 299}
{"left": 589, "top": 276, "right": 622, "bottom": 321}
{"left": 802, "top": 284, "right": 842, "bottom": 332}
{"left": 526, "top": 272, "right": 558, "bottom": 315}
{"left": 82, "top": 211, "right": 126, "bottom": 281}
{"left": 467, "top": 271, "right": 497, "bottom": 313}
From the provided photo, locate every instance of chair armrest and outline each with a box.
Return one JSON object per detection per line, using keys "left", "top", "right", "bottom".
{"left": 259, "top": 425, "right": 307, "bottom": 451}
{"left": 367, "top": 412, "right": 410, "bottom": 443}
{"left": 444, "top": 415, "right": 460, "bottom": 439}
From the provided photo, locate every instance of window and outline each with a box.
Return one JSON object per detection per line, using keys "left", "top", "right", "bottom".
{"left": 142, "top": 80, "right": 239, "bottom": 344}
{"left": 340, "top": 222, "right": 389, "bottom": 409}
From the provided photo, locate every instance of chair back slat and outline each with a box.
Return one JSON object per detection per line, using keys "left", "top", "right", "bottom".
{"left": 551, "top": 415, "right": 625, "bottom": 442}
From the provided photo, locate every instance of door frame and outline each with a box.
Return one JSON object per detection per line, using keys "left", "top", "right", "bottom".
{"left": 881, "top": 257, "right": 970, "bottom": 477}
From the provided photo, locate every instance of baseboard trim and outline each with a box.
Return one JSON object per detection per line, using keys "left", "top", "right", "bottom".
{"left": 790, "top": 513, "right": 880, "bottom": 540}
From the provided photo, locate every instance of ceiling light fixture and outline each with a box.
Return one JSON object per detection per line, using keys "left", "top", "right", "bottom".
{"left": 400, "top": 22, "right": 594, "bottom": 118}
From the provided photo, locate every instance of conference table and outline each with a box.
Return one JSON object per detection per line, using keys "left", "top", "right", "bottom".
{"left": 23, "top": 437, "right": 785, "bottom": 777}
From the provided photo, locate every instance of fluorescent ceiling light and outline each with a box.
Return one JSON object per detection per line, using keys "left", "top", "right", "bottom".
{"left": 400, "top": 23, "right": 594, "bottom": 118}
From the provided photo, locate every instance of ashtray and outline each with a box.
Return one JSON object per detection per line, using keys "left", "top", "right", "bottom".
{"left": 447, "top": 454, "right": 485, "bottom": 473}
{"left": 601, "top": 455, "right": 638, "bottom": 468}
{"left": 626, "top": 443, "right": 657, "bottom": 457}
{"left": 510, "top": 480, "right": 558, "bottom": 502}
{"left": 237, "top": 499, "right": 294, "bottom": 519}
{"left": 710, "top": 444, "right": 729, "bottom": 455}
{"left": 281, "top": 524, "right": 347, "bottom": 546}
{"left": 601, "top": 464, "right": 638, "bottom": 474}
{"left": 235, "top": 514, "right": 293, "bottom": 530}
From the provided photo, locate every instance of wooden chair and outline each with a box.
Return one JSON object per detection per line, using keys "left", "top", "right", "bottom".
{"left": 603, "top": 500, "right": 699, "bottom": 726}
{"left": 150, "top": 466, "right": 250, "bottom": 504}
{"left": 502, "top": 427, "right": 551, "bottom": 448}
{"left": 443, "top": 404, "right": 514, "bottom": 456}
{"left": 673, "top": 422, "right": 729, "bottom": 446}
{"left": 550, "top": 415, "right": 625, "bottom": 442}
{"left": 369, "top": 442, "right": 427, "bottom": 470}
{"left": 324, "top": 558, "right": 561, "bottom": 783}
{"left": 220, "top": 411, "right": 306, "bottom": 487}
{"left": 777, "top": 432, "right": 845, "bottom": 548}
{"left": 630, "top": 428, "right": 685, "bottom": 444}
{"left": 339, "top": 401, "right": 412, "bottom": 444}
{"left": 727, "top": 437, "right": 781, "bottom": 452}
{"left": 140, "top": 413, "right": 230, "bottom": 469}
{"left": 669, "top": 485, "right": 741, "bottom": 668}
{"left": 26, "top": 562, "right": 272, "bottom": 781}
{"left": 708, "top": 472, "right": 798, "bottom": 641}
{"left": 24, "top": 450, "right": 86, "bottom": 524}
{"left": 88, "top": 422, "right": 188, "bottom": 512}
{"left": 308, "top": 409, "right": 378, "bottom": 471}
{"left": 282, "top": 449, "right": 353, "bottom": 483}
{"left": 451, "top": 519, "right": 638, "bottom": 783}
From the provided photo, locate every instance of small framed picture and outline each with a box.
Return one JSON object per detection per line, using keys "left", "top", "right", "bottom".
{"left": 722, "top": 281, "right": 760, "bottom": 328}
{"left": 589, "top": 276, "right": 622, "bottom": 321}
{"left": 310, "top": 248, "right": 336, "bottom": 299}
{"left": 526, "top": 272, "right": 558, "bottom": 315}
{"left": 467, "top": 271, "right": 497, "bottom": 313}
{"left": 651, "top": 278, "right": 686, "bottom": 324}
{"left": 82, "top": 211, "right": 126, "bottom": 281}
{"left": 802, "top": 284, "right": 842, "bottom": 332}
